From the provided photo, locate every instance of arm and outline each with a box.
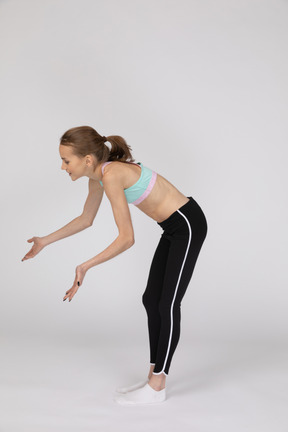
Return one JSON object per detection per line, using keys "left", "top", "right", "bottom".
{"left": 42, "top": 179, "right": 104, "bottom": 246}
{"left": 81, "top": 170, "right": 135, "bottom": 272}
{"left": 41, "top": 215, "right": 91, "bottom": 246}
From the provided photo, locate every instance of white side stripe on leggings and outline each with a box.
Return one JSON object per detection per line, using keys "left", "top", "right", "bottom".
{"left": 153, "top": 209, "right": 192, "bottom": 375}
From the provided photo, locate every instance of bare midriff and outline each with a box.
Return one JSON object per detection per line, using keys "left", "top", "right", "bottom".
{"left": 135, "top": 173, "right": 190, "bottom": 223}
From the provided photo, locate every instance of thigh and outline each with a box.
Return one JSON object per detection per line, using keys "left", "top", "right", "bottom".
{"left": 142, "top": 234, "right": 171, "bottom": 304}
{"left": 158, "top": 232, "right": 204, "bottom": 311}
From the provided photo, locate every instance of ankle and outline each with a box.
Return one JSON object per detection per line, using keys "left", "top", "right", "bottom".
{"left": 148, "top": 372, "right": 166, "bottom": 388}
{"left": 148, "top": 364, "right": 155, "bottom": 379}
{"left": 148, "top": 378, "right": 166, "bottom": 391}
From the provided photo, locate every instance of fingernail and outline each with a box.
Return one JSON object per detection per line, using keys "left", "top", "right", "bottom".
{"left": 77, "top": 281, "right": 80, "bottom": 286}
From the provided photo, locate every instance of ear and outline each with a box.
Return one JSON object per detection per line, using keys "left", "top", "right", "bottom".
{"left": 85, "top": 154, "right": 94, "bottom": 166}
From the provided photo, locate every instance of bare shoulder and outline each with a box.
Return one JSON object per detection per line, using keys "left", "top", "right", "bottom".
{"left": 102, "top": 161, "right": 126, "bottom": 185}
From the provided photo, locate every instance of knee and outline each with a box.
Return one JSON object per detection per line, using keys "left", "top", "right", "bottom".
{"left": 142, "top": 289, "right": 152, "bottom": 309}
{"left": 142, "top": 291, "right": 147, "bottom": 307}
{"left": 142, "top": 288, "right": 159, "bottom": 310}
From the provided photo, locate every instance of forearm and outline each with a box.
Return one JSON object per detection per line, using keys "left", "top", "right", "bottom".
{"left": 82, "top": 235, "right": 134, "bottom": 271}
{"left": 41, "top": 215, "right": 91, "bottom": 246}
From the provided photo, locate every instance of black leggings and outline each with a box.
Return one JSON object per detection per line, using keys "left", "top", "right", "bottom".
{"left": 142, "top": 196, "right": 208, "bottom": 376}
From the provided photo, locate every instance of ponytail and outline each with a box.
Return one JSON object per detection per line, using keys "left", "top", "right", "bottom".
{"left": 106, "top": 135, "right": 135, "bottom": 162}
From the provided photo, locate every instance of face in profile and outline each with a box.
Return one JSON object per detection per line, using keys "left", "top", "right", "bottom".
{"left": 59, "top": 144, "right": 88, "bottom": 180}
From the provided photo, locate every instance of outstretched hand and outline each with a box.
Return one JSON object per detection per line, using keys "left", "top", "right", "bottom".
{"left": 63, "top": 265, "right": 87, "bottom": 302}
{"left": 22, "top": 237, "right": 46, "bottom": 261}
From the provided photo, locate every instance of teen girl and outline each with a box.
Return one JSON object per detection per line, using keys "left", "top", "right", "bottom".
{"left": 22, "top": 126, "right": 208, "bottom": 405}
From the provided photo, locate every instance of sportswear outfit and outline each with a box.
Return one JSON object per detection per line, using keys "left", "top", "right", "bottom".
{"left": 100, "top": 161, "right": 208, "bottom": 376}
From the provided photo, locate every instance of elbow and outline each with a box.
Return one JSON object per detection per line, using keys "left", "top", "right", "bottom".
{"left": 82, "top": 216, "right": 93, "bottom": 227}
{"left": 120, "top": 235, "right": 134, "bottom": 249}
{"left": 129, "top": 237, "right": 135, "bottom": 248}
{"left": 126, "top": 237, "right": 135, "bottom": 249}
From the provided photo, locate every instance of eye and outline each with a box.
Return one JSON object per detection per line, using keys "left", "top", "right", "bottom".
{"left": 65, "top": 161, "right": 69, "bottom": 164}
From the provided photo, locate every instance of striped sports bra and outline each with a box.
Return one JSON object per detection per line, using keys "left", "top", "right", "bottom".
{"left": 99, "top": 161, "right": 157, "bottom": 205}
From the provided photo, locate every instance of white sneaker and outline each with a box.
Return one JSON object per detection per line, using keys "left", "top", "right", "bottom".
{"left": 114, "top": 383, "right": 166, "bottom": 405}
{"left": 115, "top": 378, "right": 149, "bottom": 394}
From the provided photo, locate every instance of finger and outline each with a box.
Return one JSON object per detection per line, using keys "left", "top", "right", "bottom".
{"left": 69, "top": 290, "right": 77, "bottom": 301}
{"left": 66, "top": 287, "right": 74, "bottom": 294}
{"left": 64, "top": 289, "right": 74, "bottom": 300}
{"left": 22, "top": 255, "right": 31, "bottom": 261}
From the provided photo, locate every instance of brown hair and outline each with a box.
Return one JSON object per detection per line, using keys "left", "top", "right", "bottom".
{"left": 59, "top": 125, "right": 135, "bottom": 171}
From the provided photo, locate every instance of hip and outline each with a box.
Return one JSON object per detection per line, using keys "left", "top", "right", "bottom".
{"left": 157, "top": 196, "right": 208, "bottom": 238}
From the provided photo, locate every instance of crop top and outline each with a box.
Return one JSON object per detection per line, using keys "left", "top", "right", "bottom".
{"left": 99, "top": 161, "right": 157, "bottom": 205}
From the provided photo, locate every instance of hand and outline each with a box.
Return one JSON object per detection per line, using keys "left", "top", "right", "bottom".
{"left": 22, "top": 237, "right": 46, "bottom": 261}
{"left": 63, "top": 264, "right": 87, "bottom": 302}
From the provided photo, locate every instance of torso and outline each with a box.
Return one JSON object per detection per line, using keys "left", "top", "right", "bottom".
{"left": 102, "top": 161, "right": 190, "bottom": 223}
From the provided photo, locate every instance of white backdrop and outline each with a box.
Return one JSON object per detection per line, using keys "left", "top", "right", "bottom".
{"left": 2, "top": 0, "right": 286, "bottom": 343}
{"left": 0, "top": 0, "right": 287, "bottom": 430}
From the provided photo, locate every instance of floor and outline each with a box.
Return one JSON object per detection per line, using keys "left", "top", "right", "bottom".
{"left": 0, "top": 334, "right": 287, "bottom": 432}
